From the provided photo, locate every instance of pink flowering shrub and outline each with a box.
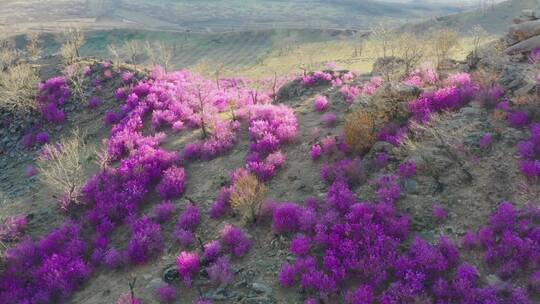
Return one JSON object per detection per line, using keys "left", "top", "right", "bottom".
{"left": 0, "top": 215, "right": 27, "bottom": 242}
{"left": 310, "top": 145, "right": 322, "bottom": 160}
{"left": 314, "top": 96, "right": 329, "bottom": 112}
{"left": 402, "top": 67, "right": 439, "bottom": 87}
{"left": 302, "top": 71, "right": 333, "bottom": 86}
{"left": 117, "top": 293, "right": 143, "bottom": 304}
{"left": 321, "top": 112, "right": 337, "bottom": 126}
{"left": 177, "top": 251, "right": 200, "bottom": 287}
{"left": 360, "top": 76, "right": 384, "bottom": 96}
{"left": 340, "top": 85, "right": 360, "bottom": 103}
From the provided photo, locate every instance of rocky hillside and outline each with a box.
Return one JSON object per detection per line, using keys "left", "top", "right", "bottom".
{"left": 2, "top": 12, "right": 540, "bottom": 304}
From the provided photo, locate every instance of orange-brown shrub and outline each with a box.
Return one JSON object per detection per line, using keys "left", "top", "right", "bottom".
{"left": 344, "top": 109, "right": 387, "bottom": 154}
{"left": 230, "top": 173, "right": 267, "bottom": 223}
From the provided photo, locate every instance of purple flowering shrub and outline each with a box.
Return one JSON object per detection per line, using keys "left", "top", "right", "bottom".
{"left": 174, "top": 203, "right": 201, "bottom": 247}
{"left": 508, "top": 111, "right": 530, "bottom": 128}
{"left": 37, "top": 76, "right": 71, "bottom": 124}
{"left": 320, "top": 158, "right": 365, "bottom": 187}
{"left": 209, "top": 186, "right": 232, "bottom": 219}
{"left": 398, "top": 161, "right": 417, "bottom": 178}
{"left": 207, "top": 256, "right": 234, "bottom": 286}
{"left": 156, "top": 166, "right": 186, "bottom": 199}
{"left": 153, "top": 201, "right": 176, "bottom": 223}
{"left": 463, "top": 202, "right": 540, "bottom": 282}
{"left": 377, "top": 122, "right": 408, "bottom": 147}
{"left": 220, "top": 224, "right": 252, "bottom": 258}
{"left": 125, "top": 216, "right": 163, "bottom": 265}
{"left": 432, "top": 204, "right": 448, "bottom": 221}
{"left": 409, "top": 72, "right": 477, "bottom": 124}
{"left": 274, "top": 179, "right": 534, "bottom": 302}
{"left": 155, "top": 284, "right": 177, "bottom": 303}
{"left": 517, "top": 123, "right": 540, "bottom": 178}
{"left": 479, "top": 133, "right": 493, "bottom": 150}
{"left": 0, "top": 222, "right": 91, "bottom": 303}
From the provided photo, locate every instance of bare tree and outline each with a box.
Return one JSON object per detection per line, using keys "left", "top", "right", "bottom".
{"left": 370, "top": 22, "right": 396, "bottom": 59}
{"left": 145, "top": 41, "right": 176, "bottom": 71}
{"left": 353, "top": 36, "right": 365, "bottom": 58}
{"left": 38, "top": 129, "right": 95, "bottom": 211}
{"left": 107, "top": 43, "right": 122, "bottom": 67}
{"left": 122, "top": 40, "right": 145, "bottom": 65}
{"left": 57, "top": 27, "right": 86, "bottom": 65}
{"left": 108, "top": 40, "right": 146, "bottom": 66}
{"left": 0, "top": 38, "right": 17, "bottom": 71}
{"left": 26, "top": 32, "right": 42, "bottom": 61}
{"left": 470, "top": 24, "right": 488, "bottom": 59}
{"left": 396, "top": 32, "right": 425, "bottom": 76}
{"left": 64, "top": 63, "right": 86, "bottom": 101}
{"left": 430, "top": 28, "right": 459, "bottom": 70}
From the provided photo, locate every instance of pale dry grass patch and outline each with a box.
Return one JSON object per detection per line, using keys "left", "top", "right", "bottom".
{"left": 0, "top": 63, "right": 40, "bottom": 113}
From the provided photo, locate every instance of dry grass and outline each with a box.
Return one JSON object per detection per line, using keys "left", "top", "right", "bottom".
{"left": 230, "top": 173, "right": 268, "bottom": 223}
{"left": 37, "top": 130, "right": 94, "bottom": 210}
{"left": 232, "top": 34, "right": 498, "bottom": 78}
{"left": 0, "top": 63, "right": 40, "bottom": 113}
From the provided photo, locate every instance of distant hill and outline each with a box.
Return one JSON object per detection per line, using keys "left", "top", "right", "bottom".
{"left": 0, "top": 0, "right": 468, "bottom": 33}
{"left": 404, "top": 0, "right": 540, "bottom": 34}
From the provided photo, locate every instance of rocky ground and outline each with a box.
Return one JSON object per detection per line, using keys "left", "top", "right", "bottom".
{"left": 1, "top": 35, "right": 540, "bottom": 304}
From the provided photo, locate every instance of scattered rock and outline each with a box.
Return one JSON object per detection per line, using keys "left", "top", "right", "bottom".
{"left": 251, "top": 282, "right": 272, "bottom": 294}
{"left": 404, "top": 179, "right": 419, "bottom": 194}
{"left": 145, "top": 277, "right": 164, "bottom": 290}
{"left": 163, "top": 264, "right": 180, "bottom": 283}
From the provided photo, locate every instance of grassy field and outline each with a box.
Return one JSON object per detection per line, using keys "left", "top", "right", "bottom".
{"left": 236, "top": 35, "right": 498, "bottom": 78}
{"left": 29, "top": 26, "right": 497, "bottom": 79}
